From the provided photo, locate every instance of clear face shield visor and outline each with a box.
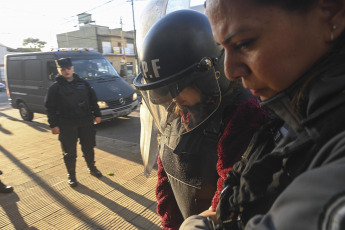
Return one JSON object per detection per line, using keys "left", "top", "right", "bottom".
{"left": 135, "top": 57, "right": 222, "bottom": 136}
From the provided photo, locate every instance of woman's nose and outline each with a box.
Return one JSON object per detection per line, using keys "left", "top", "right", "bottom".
{"left": 224, "top": 50, "right": 249, "bottom": 81}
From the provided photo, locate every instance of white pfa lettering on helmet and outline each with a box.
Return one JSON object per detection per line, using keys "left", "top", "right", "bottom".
{"left": 141, "top": 59, "right": 161, "bottom": 79}
{"left": 141, "top": 61, "right": 149, "bottom": 77}
{"left": 151, "top": 59, "right": 160, "bottom": 78}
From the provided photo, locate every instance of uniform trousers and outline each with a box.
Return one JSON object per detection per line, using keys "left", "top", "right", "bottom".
{"left": 58, "top": 121, "right": 96, "bottom": 170}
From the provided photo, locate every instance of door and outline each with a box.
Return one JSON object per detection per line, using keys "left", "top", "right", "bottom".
{"left": 23, "top": 59, "right": 47, "bottom": 113}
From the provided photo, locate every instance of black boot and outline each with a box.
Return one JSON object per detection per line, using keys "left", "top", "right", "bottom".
{"left": 64, "top": 158, "right": 78, "bottom": 187}
{"left": 0, "top": 180, "right": 13, "bottom": 193}
{"left": 67, "top": 173, "right": 78, "bottom": 187}
{"left": 88, "top": 162, "right": 102, "bottom": 178}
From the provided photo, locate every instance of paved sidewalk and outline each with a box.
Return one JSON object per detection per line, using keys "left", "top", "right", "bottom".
{"left": 0, "top": 106, "right": 161, "bottom": 229}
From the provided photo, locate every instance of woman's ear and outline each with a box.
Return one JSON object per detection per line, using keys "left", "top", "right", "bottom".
{"left": 321, "top": 0, "right": 345, "bottom": 41}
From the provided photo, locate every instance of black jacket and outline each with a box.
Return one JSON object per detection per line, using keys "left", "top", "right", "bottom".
{"left": 181, "top": 37, "right": 345, "bottom": 230}
{"left": 45, "top": 74, "right": 101, "bottom": 128}
{"left": 218, "top": 43, "right": 345, "bottom": 230}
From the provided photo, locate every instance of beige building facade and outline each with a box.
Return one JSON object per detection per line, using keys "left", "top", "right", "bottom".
{"left": 56, "top": 18, "right": 138, "bottom": 82}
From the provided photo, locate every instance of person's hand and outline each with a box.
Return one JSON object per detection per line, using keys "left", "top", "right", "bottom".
{"left": 199, "top": 209, "right": 218, "bottom": 225}
{"left": 51, "top": 126, "right": 60, "bottom": 134}
{"left": 94, "top": 117, "right": 101, "bottom": 124}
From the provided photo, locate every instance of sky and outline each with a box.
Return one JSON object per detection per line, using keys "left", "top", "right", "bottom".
{"left": 0, "top": 0, "right": 204, "bottom": 50}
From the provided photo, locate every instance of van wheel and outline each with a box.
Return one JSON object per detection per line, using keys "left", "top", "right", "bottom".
{"left": 18, "top": 102, "right": 34, "bottom": 121}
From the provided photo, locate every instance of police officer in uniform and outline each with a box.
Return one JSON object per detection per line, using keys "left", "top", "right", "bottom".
{"left": 181, "top": 0, "right": 345, "bottom": 229}
{"left": 134, "top": 10, "right": 267, "bottom": 229}
{"left": 45, "top": 58, "right": 102, "bottom": 187}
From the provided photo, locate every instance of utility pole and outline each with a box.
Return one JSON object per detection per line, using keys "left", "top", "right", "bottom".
{"left": 120, "top": 17, "right": 128, "bottom": 80}
{"left": 131, "top": 0, "right": 139, "bottom": 76}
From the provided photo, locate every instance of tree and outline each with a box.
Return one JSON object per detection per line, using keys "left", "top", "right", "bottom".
{"left": 22, "top": 38, "right": 47, "bottom": 49}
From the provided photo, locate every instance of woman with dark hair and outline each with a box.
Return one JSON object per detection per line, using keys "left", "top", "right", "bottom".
{"left": 180, "top": 0, "right": 345, "bottom": 229}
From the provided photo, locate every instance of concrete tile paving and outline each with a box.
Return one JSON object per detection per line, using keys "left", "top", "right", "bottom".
{"left": 0, "top": 107, "right": 161, "bottom": 229}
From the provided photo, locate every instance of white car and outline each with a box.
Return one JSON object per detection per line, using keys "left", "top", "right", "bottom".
{"left": 0, "top": 83, "right": 6, "bottom": 91}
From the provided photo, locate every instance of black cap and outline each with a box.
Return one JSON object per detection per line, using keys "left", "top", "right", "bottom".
{"left": 55, "top": 58, "right": 72, "bottom": 68}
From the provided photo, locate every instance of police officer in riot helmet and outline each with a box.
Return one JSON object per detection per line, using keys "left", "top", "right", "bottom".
{"left": 134, "top": 9, "right": 268, "bottom": 229}
{"left": 134, "top": 9, "right": 233, "bottom": 134}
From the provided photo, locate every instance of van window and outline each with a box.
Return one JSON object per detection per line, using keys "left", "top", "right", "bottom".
{"left": 47, "top": 61, "right": 58, "bottom": 81}
{"left": 24, "top": 60, "right": 41, "bottom": 81}
{"left": 73, "top": 58, "right": 120, "bottom": 79}
{"left": 7, "top": 61, "right": 23, "bottom": 80}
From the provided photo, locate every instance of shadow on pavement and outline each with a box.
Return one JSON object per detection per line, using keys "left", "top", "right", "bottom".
{"left": 0, "top": 145, "right": 111, "bottom": 229}
{"left": 0, "top": 112, "right": 50, "bottom": 133}
{"left": 0, "top": 123, "right": 12, "bottom": 135}
{"left": 0, "top": 192, "right": 38, "bottom": 229}
{"left": 75, "top": 180, "right": 157, "bottom": 228}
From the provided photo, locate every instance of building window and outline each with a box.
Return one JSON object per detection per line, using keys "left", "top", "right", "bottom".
{"left": 102, "top": 41, "right": 112, "bottom": 54}
{"left": 125, "top": 44, "right": 135, "bottom": 55}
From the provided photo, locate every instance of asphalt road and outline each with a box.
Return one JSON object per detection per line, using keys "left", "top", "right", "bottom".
{"left": 0, "top": 90, "right": 141, "bottom": 144}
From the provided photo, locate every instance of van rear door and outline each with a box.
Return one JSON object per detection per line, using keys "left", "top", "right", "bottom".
{"left": 6, "top": 58, "right": 25, "bottom": 107}
{"left": 7, "top": 54, "right": 55, "bottom": 114}
{"left": 22, "top": 58, "right": 48, "bottom": 113}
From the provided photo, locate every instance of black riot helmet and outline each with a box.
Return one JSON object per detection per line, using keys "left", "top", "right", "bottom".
{"left": 134, "top": 9, "right": 232, "bottom": 134}
{"left": 134, "top": 9, "right": 230, "bottom": 94}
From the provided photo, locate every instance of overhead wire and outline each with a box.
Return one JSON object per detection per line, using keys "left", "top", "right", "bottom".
{"left": 60, "top": 0, "right": 129, "bottom": 26}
